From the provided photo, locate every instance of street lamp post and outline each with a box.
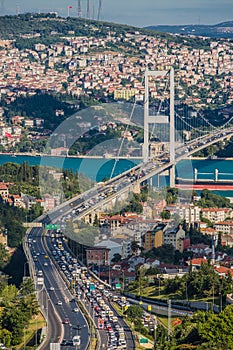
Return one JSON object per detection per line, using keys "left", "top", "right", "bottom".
{"left": 158, "top": 277, "right": 160, "bottom": 298}
{"left": 219, "top": 292, "right": 222, "bottom": 312}
{"left": 24, "top": 261, "right": 29, "bottom": 278}
{"left": 24, "top": 326, "right": 26, "bottom": 350}
{"left": 108, "top": 261, "right": 111, "bottom": 286}
{"left": 154, "top": 317, "right": 157, "bottom": 348}
{"left": 186, "top": 281, "right": 188, "bottom": 301}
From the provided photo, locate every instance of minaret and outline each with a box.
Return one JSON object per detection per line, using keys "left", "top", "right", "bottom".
{"left": 211, "top": 234, "right": 215, "bottom": 264}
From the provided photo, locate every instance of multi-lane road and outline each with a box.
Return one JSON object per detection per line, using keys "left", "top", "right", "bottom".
{"left": 27, "top": 227, "right": 89, "bottom": 349}
{"left": 27, "top": 224, "right": 135, "bottom": 350}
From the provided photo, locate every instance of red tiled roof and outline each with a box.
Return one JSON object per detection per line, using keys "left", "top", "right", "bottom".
{"left": 188, "top": 257, "right": 208, "bottom": 265}
{"left": 214, "top": 266, "right": 233, "bottom": 276}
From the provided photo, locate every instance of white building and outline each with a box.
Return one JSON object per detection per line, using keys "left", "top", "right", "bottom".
{"left": 178, "top": 204, "right": 200, "bottom": 224}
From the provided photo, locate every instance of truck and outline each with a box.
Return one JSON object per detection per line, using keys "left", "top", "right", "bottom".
{"left": 119, "top": 331, "right": 125, "bottom": 341}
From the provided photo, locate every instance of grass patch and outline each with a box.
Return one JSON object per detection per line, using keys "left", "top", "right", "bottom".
{"left": 16, "top": 312, "right": 46, "bottom": 350}
{"left": 111, "top": 302, "right": 154, "bottom": 349}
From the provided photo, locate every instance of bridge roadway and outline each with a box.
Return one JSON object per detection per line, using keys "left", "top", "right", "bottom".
{"left": 27, "top": 227, "right": 89, "bottom": 350}
{"left": 43, "top": 126, "right": 233, "bottom": 228}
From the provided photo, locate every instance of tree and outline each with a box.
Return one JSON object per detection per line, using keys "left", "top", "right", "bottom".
{"left": 1, "top": 284, "right": 18, "bottom": 306}
{"left": 111, "top": 253, "right": 122, "bottom": 263}
{"left": 126, "top": 305, "right": 143, "bottom": 320}
{"left": 160, "top": 210, "right": 171, "bottom": 219}
{"left": 0, "top": 244, "right": 10, "bottom": 269}
{"left": 93, "top": 214, "right": 100, "bottom": 227}
{"left": 131, "top": 240, "right": 140, "bottom": 254}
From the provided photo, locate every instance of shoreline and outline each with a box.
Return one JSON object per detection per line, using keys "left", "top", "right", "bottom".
{"left": 190, "top": 157, "right": 233, "bottom": 160}
{"left": 0, "top": 153, "right": 232, "bottom": 161}
{"left": 0, "top": 152, "right": 142, "bottom": 160}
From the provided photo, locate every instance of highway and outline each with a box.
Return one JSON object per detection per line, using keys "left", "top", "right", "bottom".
{"left": 27, "top": 227, "right": 89, "bottom": 350}
{"left": 45, "top": 230, "right": 135, "bottom": 350}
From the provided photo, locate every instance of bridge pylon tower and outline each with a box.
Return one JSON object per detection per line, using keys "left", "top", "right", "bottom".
{"left": 143, "top": 67, "right": 175, "bottom": 187}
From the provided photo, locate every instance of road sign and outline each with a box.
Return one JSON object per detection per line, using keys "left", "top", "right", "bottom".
{"left": 23, "top": 222, "right": 43, "bottom": 228}
{"left": 46, "top": 224, "right": 60, "bottom": 230}
{"left": 139, "top": 338, "right": 148, "bottom": 344}
{"left": 50, "top": 343, "right": 60, "bottom": 350}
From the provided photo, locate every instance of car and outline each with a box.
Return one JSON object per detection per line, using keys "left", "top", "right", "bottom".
{"left": 43, "top": 262, "right": 48, "bottom": 266}
{"left": 73, "top": 307, "right": 79, "bottom": 312}
{"left": 57, "top": 301, "right": 62, "bottom": 305}
{"left": 61, "top": 339, "right": 68, "bottom": 346}
{"left": 49, "top": 286, "right": 55, "bottom": 291}
{"left": 63, "top": 318, "right": 70, "bottom": 324}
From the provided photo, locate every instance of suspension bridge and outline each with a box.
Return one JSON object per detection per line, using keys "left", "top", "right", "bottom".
{"left": 43, "top": 67, "right": 233, "bottom": 227}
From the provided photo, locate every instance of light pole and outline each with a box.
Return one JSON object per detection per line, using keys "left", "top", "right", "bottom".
{"left": 186, "top": 281, "right": 188, "bottom": 301}
{"left": 158, "top": 277, "right": 161, "bottom": 298}
{"left": 167, "top": 299, "right": 171, "bottom": 342}
{"left": 154, "top": 316, "right": 157, "bottom": 349}
{"left": 138, "top": 268, "right": 141, "bottom": 298}
{"left": 219, "top": 292, "right": 222, "bottom": 312}
{"left": 122, "top": 270, "right": 125, "bottom": 292}
{"left": 212, "top": 283, "right": 215, "bottom": 311}
{"left": 108, "top": 261, "right": 111, "bottom": 286}
{"left": 24, "top": 326, "right": 26, "bottom": 350}
{"left": 24, "top": 261, "right": 29, "bottom": 278}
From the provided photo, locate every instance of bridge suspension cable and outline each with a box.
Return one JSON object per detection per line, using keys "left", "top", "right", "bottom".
{"left": 109, "top": 100, "right": 137, "bottom": 180}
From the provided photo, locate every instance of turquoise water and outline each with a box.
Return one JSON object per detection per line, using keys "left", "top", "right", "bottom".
{"left": 0, "top": 155, "right": 140, "bottom": 182}
{"left": 1, "top": 155, "right": 233, "bottom": 197}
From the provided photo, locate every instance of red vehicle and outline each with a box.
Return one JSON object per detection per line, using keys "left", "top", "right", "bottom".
{"left": 98, "top": 317, "right": 104, "bottom": 330}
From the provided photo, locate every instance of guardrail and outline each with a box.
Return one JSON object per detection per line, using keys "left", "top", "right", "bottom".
{"left": 22, "top": 229, "right": 49, "bottom": 349}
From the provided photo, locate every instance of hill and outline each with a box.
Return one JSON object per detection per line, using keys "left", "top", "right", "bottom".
{"left": 145, "top": 20, "right": 233, "bottom": 39}
{"left": 0, "top": 13, "right": 210, "bottom": 50}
